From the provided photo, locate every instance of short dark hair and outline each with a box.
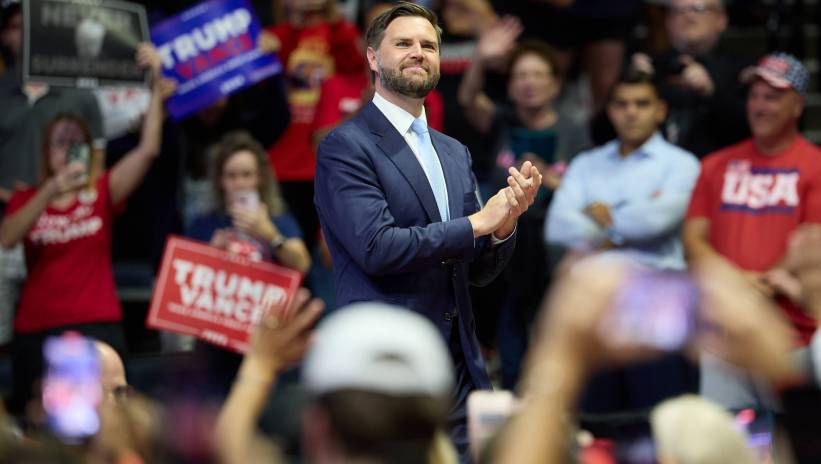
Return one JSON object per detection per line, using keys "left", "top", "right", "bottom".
{"left": 507, "top": 40, "right": 559, "bottom": 79}
{"left": 365, "top": 1, "right": 442, "bottom": 51}
{"left": 609, "top": 68, "right": 662, "bottom": 102}
{"left": 317, "top": 389, "right": 449, "bottom": 464}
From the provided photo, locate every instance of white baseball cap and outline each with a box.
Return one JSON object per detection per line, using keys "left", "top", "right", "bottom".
{"left": 303, "top": 303, "right": 454, "bottom": 397}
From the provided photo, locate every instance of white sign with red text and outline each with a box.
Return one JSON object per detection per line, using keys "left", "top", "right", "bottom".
{"left": 146, "top": 236, "right": 301, "bottom": 352}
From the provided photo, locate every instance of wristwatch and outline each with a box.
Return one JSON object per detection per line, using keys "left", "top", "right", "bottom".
{"left": 270, "top": 233, "right": 286, "bottom": 250}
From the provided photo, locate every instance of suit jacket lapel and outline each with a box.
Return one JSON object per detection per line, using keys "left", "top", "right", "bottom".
{"left": 364, "top": 102, "right": 442, "bottom": 223}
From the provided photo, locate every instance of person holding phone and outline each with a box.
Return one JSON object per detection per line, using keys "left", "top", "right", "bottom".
{"left": 186, "top": 131, "right": 311, "bottom": 396}
{"left": 0, "top": 44, "right": 165, "bottom": 417}
{"left": 187, "top": 131, "right": 310, "bottom": 273}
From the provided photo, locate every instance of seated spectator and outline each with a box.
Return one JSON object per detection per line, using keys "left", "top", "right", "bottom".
{"left": 683, "top": 53, "right": 820, "bottom": 409}
{"left": 186, "top": 130, "right": 310, "bottom": 396}
{"left": 178, "top": 72, "right": 290, "bottom": 227}
{"left": 187, "top": 131, "right": 310, "bottom": 273}
{"left": 0, "top": 45, "right": 165, "bottom": 417}
{"left": 459, "top": 33, "right": 592, "bottom": 388}
{"left": 545, "top": 70, "right": 700, "bottom": 413}
{"left": 547, "top": 70, "right": 699, "bottom": 270}
{"left": 631, "top": 0, "right": 754, "bottom": 158}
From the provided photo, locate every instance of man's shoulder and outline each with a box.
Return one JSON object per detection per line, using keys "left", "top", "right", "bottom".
{"left": 653, "top": 137, "right": 699, "bottom": 165}
{"left": 794, "top": 135, "right": 821, "bottom": 157}
{"left": 318, "top": 111, "right": 372, "bottom": 150}
{"left": 569, "top": 141, "right": 616, "bottom": 165}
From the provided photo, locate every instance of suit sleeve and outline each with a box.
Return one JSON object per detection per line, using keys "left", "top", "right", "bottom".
{"left": 466, "top": 167, "right": 516, "bottom": 287}
{"left": 315, "top": 130, "right": 477, "bottom": 276}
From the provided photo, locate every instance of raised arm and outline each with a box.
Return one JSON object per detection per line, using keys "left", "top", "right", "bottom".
{"left": 108, "top": 44, "right": 166, "bottom": 205}
{"left": 457, "top": 16, "right": 521, "bottom": 134}
{"left": 215, "top": 290, "right": 323, "bottom": 464}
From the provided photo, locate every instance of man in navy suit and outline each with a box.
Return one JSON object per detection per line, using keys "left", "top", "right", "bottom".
{"left": 314, "top": 1, "right": 541, "bottom": 456}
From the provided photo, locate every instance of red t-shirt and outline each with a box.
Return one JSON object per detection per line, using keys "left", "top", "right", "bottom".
{"left": 7, "top": 172, "right": 124, "bottom": 333}
{"left": 312, "top": 73, "right": 445, "bottom": 134}
{"left": 686, "top": 136, "right": 821, "bottom": 342}
{"left": 265, "top": 20, "right": 363, "bottom": 181}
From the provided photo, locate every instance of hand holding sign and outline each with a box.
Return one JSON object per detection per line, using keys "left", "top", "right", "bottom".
{"left": 150, "top": 0, "right": 282, "bottom": 120}
{"left": 146, "top": 237, "right": 302, "bottom": 352}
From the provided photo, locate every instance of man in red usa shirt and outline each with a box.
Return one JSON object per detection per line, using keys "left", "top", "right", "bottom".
{"left": 684, "top": 52, "right": 821, "bottom": 409}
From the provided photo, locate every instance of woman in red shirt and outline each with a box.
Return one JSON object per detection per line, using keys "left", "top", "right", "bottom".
{"left": 0, "top": 44, "right": 166, "bottom": 416}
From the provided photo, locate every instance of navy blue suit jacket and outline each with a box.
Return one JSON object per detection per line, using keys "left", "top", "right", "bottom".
{"left": 314, "top": 101, "right": 515, "bottom": 390}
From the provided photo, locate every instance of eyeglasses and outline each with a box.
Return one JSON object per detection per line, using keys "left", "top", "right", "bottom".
{"left": 669, "top": 3, "right": 722, "bottom": 15}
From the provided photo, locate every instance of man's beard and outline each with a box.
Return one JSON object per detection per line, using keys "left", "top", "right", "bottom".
{"left": 377, "top": 57, "right": 440, "bottom": 98}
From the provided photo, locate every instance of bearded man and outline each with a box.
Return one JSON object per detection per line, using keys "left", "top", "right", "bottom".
{"left": 313, "top": 2, "right": 541, "bottom": 458}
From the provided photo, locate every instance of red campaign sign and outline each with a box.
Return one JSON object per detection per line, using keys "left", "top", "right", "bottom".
{"left": 146, "top": 236, "right": 302, "bottom": 353}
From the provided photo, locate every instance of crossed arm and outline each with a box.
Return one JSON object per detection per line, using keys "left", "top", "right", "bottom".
{"left": 547, "top": 156, "right": 699, "bottom": 249}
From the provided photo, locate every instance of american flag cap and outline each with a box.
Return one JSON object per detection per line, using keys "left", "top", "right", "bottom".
{"left": 743, "top": 52, "right": 810, "bottom": 96}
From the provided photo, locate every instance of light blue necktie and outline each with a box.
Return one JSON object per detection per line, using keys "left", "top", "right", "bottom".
{"left": 410, "top": 118, "right": 449, "bottom": 221}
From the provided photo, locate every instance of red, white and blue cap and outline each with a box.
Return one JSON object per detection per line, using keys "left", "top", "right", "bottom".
{"left": 743, "top": 52, "right": 810, "bottom": 96}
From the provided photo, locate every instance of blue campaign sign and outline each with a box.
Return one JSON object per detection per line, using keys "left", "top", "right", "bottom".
{"left": 151, "top": 0, "right": 281, "bottom": 120}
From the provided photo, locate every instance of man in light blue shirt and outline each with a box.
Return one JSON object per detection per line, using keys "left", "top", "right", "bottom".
{"left": 545, "top": 70, "right": 701, "bottom": 414}
{"left": 546, "top": 71, "right": 700, "bottom": 271}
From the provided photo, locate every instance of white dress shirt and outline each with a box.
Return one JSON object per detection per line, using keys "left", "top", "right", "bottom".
{"left": 372, "top": 91, "right": 450, "bottom": 211}
{"left": 371, "top": 91, "right": 513, "bottom": 244}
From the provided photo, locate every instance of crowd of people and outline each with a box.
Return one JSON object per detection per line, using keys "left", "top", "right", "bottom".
{"left": 0, "top": 0, "right": 820, "bottom": 462}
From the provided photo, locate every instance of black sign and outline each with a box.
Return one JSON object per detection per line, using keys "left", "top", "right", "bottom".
{"left": 23, "top": 0, "right": 149, "bottom": 88}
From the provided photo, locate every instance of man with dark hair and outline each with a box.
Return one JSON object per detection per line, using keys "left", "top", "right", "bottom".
{"left": 314, "top": 1, "right": 540, "bottom": 455}
{"left": 547, "top": 71, "right": 699, "bottom": 269}
{"left": 546, "top": 71, "right": 700, "bottom": 413}
{"left": 684, "top": 52, "right": 821, "bottom": 409}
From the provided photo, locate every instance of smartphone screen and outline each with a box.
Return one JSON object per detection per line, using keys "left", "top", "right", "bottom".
{"left": 68, "top": 143, "right": 90, "bottom": 172}
{"left": 231, "top": 190, "right": 260, "bottom": 210}
{"left": 602, "top": 271, "right": 699, "bottom": 351}
{"left": 42, "top": 332, "right": 102, "bottom": 443}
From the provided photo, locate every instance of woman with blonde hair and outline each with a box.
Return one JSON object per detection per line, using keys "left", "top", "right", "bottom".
{"left": 187, "top": 130, "right": 310, "bottom": 273}
{"left": 186, "top": 130, "right": 311, "bottom": 396}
